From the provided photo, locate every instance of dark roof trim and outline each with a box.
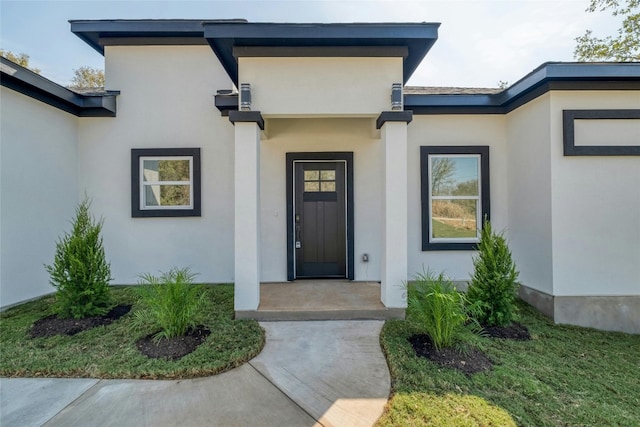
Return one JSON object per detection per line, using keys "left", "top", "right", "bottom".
{"left": 70, "top": 20, "right": 436, "bottom": 84}
{"left": 0, "top": 57, "right": 118, "bottom": 117}
{"left": 228, "top": 110, "right": 265, "bottom": 130}
{"left": 99, "top": 37, "right": 208, "bottom": 47}
{"left": 202, "top": 22, "right": 438, "bottom": 85}
{"left": 232, "top": 46, "right": 409, "bottom": 58}
{"left": 376, "top": 111, "right": 413, "bottom": 129}
{"left": 70, "top": 19, "right": 246, "bottom": 54}
{"left": 215, "top": 93, "right": 238, "bottom": 117}
{"left": 406, "top": 62, "right": 640, "bottom": 115}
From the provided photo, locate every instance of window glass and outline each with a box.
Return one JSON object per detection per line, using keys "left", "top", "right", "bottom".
{"left": 430, "top": 155, "right": 480, "bottom": 242}
{"left": 421, "top": 147, "right": 489, "bottom": 250}
{"left": 304, "top": 181, "right": 320, "bottom": 192}
{"left": 321, "top": 181, "right": 336, "bottom": 192}
{"left": 140, "top": 156, "right": 193, "bottom": 209}
{"left": 320, "top": 170, "right": 335, "bottom": 181}
{"left": 143, "top": 184, "right": 190, "bottom": 207}
{"left": 431, "top": 199, "right": 478, "bottom": 239}
{"left": 431, "top": 156, "right": 478, "bottom": 196}
{"left": 304, "top": 168, "right": 336, "bottom": 192}
{"left": 132, "top": 148, "right": 201, "bottom": 218}
{"left": 304, "top": 170, "right": 319, "bottom": 181}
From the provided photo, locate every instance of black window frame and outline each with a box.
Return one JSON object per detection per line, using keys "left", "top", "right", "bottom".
{"left": 131, "top": 148, "right": 201, "bottom": 218}
{"left": 420, "top": 146, "right": 490, "bottom": 251}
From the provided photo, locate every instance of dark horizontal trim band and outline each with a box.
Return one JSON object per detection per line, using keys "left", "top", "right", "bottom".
{"left": 100, "top": 37, "right": 208, "bottom": 47}
{"left": 563, "top": 109, "right": 640, "bottom": 156}
{"left": 376, "top": 111, "right": 413, "bottom": 129}
{"left": 228, "top": 110, "right": 265, "bottom": 130}
{"left": 232, "top": 46, "right": 409, "bottom": 58}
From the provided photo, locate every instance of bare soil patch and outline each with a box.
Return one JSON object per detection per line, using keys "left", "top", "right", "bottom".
{"left": 483, "top": 322, "right": 531, "bottom": 340}
{"left": 408, "top": 334, "right": 493, "bottom": 375}
{"left": 29, "top": 305, "right": 132, "bottom": 338}
{"left": 136, "top": 326, "right": 210, "bottom": 360}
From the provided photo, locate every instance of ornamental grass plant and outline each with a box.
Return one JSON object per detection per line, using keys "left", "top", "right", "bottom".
{"left": 406, "top": 270, "right": 479, "bottom": 350}
{"left": 132, "top": 267, "right": 206, "bottom": 342}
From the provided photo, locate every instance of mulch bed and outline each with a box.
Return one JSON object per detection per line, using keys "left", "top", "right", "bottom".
{"left": 408, "top": 334, "right": 493, "bottom": 375}
{"left": 483, "top": 322, "right": 531, "bottom": 340}
{"left": 29, "top": 305, "right": 132, "bottom": 338}
{"left": 136, "top": 326, "right": 211, "bottom": 360}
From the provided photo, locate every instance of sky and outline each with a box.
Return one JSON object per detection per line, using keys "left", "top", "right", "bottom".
{"left": 0, "top": 0, "right": 623, "bottom": 88}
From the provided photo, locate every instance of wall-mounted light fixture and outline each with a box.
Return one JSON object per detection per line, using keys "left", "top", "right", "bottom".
{"left": 391, "top": 83, "right": 403, "bottom": 111}
{"left": 240, "top": 83, "right": 252, "bottom": 111}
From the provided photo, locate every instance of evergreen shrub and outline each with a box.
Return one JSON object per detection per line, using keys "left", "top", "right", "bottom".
{"left": 45, "top": 198, "right": 112, "bottom": 319}
{"left": 467, "top": 219, "right": 520, "bottom": 327}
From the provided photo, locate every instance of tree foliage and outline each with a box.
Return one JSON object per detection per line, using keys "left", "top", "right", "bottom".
{"left": 70, "top": 66, "right": 105, "bottom": 89}
{"left": 0, "top": 49, "right": 40, "bottom": 74}
{"left": 574, "top": 0, "right": 639, "bottom": 61}
{"left": 431, "top": 158, "right": 455, "bottom": 195}
{"left": 45, "top": 198, "right": 112, "bottom": 319}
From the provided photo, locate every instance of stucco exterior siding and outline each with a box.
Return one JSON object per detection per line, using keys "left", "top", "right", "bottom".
{"left": 0, "top": 87, "right": 79, "bottom": 307}
{"left": 238, "top": 57, "right": 402, "bottom": 116}
{"left": 407, "top": 115, "right": 508, "bottom": 282}
{"left": 549, "top": 91, "right": 640, "bottom": 297}
{"left": 506, "top": 94, "right": 554, "bottom": 295}
{"left": 78, "top": 46, "right": 236, "bottom": 284}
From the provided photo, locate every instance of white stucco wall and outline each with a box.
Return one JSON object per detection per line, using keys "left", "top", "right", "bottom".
{"left": 407, "top": 115, "right": 509, "bottom": 282}
{"left": 506, "top": 94, "right": 554, "bottom": 295}
{"left": 78, "top": 45, "right": 236, "bottom": 284}
{"left": 549, "top": 91, "right": 640, "bottom": 296}
{"left": 238, "top": 57, "right": 402, "bottom": 116}
{"left": 260, "top": 118, "right": 383, "bottom": 282}
{"left": 0, "top": 87, "right": 79, "bottom": 307}
{"left": 574, "top": 118, "right": 640, "bottom": 147}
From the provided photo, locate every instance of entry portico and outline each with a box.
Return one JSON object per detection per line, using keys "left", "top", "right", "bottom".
{"left": 209, "top": 22, "right": 438, "bottom": 314}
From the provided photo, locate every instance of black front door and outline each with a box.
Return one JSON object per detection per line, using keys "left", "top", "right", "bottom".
{"left": 294, "top": 161, "right": 346, "bottom": 278}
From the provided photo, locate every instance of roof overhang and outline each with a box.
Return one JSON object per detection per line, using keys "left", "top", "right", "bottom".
{"left": 405, "top": 62, "right": 640, "bottom": 114}
{"left": 203, "top": 22, "right": 439, "bottom": 85}
{"left": 70, "top": 19, "right": 247, "bottom": 54}
{"left": 0, "top": 57, "right": 118, "bottom": 117}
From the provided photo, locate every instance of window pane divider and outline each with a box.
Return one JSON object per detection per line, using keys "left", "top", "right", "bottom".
{"left": 143, "top": 181, "right": 191, "bottom": 186}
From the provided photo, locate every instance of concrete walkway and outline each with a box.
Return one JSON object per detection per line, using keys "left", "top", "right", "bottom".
{"left": 0, "top": 321, "right": 390, "bottom": 427}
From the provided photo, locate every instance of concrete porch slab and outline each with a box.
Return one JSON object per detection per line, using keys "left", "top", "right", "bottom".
{"left": 236, "top": 281, "right": 405, "bottom": 321}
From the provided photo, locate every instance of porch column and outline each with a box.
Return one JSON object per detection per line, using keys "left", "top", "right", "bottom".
{"left": 229, "top": 111, "right": 264, "bottom": 311}
{"left": 377, "top": 111, "right": 412, "bottom": 308}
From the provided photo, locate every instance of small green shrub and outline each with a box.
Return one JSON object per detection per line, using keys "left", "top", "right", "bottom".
{"left": 467, "top": 219, "right": 520, "bottom": 327}
{"left": 132, "top": 267, "right": 206, "bottom": 341}
{"left": 407, "top": 270, "right": 478, "bottom": 350}
{"left": 44, "top": 198, "right": 112, "bottom": 319}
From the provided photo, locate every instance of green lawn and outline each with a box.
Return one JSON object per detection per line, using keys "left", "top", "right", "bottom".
{"left": 432, "top": 219, "right": 476, "bottom": 238}
{"left": 377, "top": 301, "right": 640, "bottom": 427}
{"left": 0, "top": 285, "right": 264, "bottom": 379}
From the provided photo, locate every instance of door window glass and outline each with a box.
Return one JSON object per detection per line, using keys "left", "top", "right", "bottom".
{"left": 304, "top": 169, "right": 336, "bottom": 192}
